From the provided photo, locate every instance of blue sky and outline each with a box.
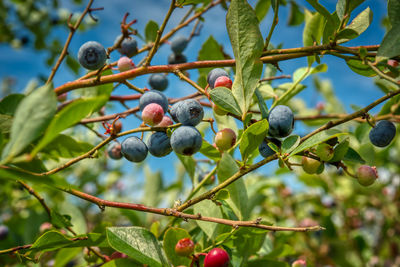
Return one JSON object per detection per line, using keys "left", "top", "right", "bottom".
{"left": 0, "top": 0, "right": 389, "bottom": 190}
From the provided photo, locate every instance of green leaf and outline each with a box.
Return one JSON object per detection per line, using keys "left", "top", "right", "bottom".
{"left": 329, "top": 138, "right": 349, "bottom": 162}
{"left": 288, "top": 0, "right": 305, "bottom": 26}
{"left": 176, "top": 154, "right": 196, "bottom": 181}
{"left": 289, "top": 130, "right": 348, "bottom": 156}
{"left": 143, "top": 166, "right": 163, "bottom": 207}
{"left": 303, "top": 10, "right": 325, "bottom": 64}
{"left": 343, "top": 147, "right": 366, "bottom": 164}
{"left": 0, "top": 114, "right": 13, "bottom": 134}
{"left": 32, "top": 96, "right": 107, "bottom": 156}
{"left": 102, "top": 258, "right": 142, "bottom": 267}
{"left": 209, "top": 87, "right": 242, "bottom": 116}
{"left": 215, "top": 189, "right": 230, "bottom": 200}
{"left": 305, "top": 0, "right": 334, "bottom": 26}
{"left": 0, "top": 94, "right": 25, "bottom": 115}
{"left": 41, "top": 134, "right": 93, "bottom": 159}
{"left": 106, "top": 226, "right": 168, "bottom": 267}
{"left": 50, "top": 210, "right": 73, "bottom": 228}
{"left": 163, "top": 228, "right": 191, "bottom": 267}
{"left": 1, "top": 83, "right": 57, "bottom": 163}
{"left": 255, "top": 0, "right": 271, "bottom": 23}
{"left": 217, "top": 153, "right": 248, "bottom": 220}
{"left": 346, "top": 59, "right": 377, "bottom": 77}
{"left": 282, "top": 135, "right": 300, "bottom": 154}
{"left": 227, "top": 0, "right": 264, "bottom": 114}
{"left": 248, "top": 259, "right": 289, "bottom": 267}
{"left": 177, "top": 0, "right": 212, "bottom": 5}
{"left": 240, "top": 120, "right": 268, "bottom": 161}
{"left": 388, "top": 0, "right": 400, "bottom": 26}
{"left": 197, "top": 36, "right": 225, "bottom": 86}
{"left": 377, "top": 23, "right": 400, "bottom": 62}
{"left": 200, "top": 140, "right": 221, "bottom": 161}
{"left": 336, "top": 0, "right": 365, "bottom": 20}
{"left": 254, "top": 88, "right": 269, "bottom": 119}
{"left": 54, "top": 248, "right": 81, "bottom": 267}
{"left": 233, "top": 228, "right": 268, "bottom": 260}
{"left": 336, "top": 7, "right": 373, "bottom": 43}
{"left": 145, "top": 20, "right": 159, "bottom": 43}
{"left": 193, "top": 196, "right": 225, "bottom": 239}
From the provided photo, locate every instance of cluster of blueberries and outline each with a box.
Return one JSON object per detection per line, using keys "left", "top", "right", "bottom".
{"left": 168, "top": 35, "right": 189, "bottom": 65}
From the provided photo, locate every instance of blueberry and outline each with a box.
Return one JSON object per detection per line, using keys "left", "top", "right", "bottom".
{"left": 207, "top": 68, "right": 229, "bottom": 89}
{"left": 171, "top": 36, "right": 189, "bottom": 54}
{"left": 121, "top": 136, "right": 148, "bottom": 162}
{"left": 267, "top": 105, "right": 294, "bottom": 138}
{"left": 107, "top": 142, "right": 122, "bottom": 160}
{"left": 176, "top": 99, "right": 204, "bottom": 126}
{"left": 148, "top": 132, "right": 172, "bottom": 157}
{"left": 259, "top": 138, "right": 281, "bottom": 158}
{"left": 171, "top": 126, "right": 202, "bottom": 156}
{"left": 369, "top": 120, "right": 396, "bottom": 147}
{"left": 170, "top": 102, "right": 183, "bottom": 122}
{"left": 0, "top": 225, "right": 9, "bottom": 240}
{"left": 78, "top": 41, "right": 107, "bottom": 70}
{"left": 139, "top": 91, "right": 169, "bottom": 113}
{"left": 149, "top": 74, "right": 168, "bottom": 91}
{"left": 114, "top": 35, "right": 138, "bottom": 57}
{"left": 168, "top": 52, "right": 187, "bottom": 64}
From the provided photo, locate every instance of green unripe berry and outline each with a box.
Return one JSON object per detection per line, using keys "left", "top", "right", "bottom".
{"left": 302, "top": 156, "right": 324, "bottom": 174}
{"left": 215, "top": 128, "right": 236, "bottom": 151}
{"left": 316, "top": 143, "right": 334, "bottom": 162}
{"left": 357, "top": 165, "right": 378, "bottom": 186}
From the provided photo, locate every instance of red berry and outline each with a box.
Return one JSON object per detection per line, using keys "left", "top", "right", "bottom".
{"left": 113, "top": 121, "right": 123, "bottom": 134}
{"left": 142, "top": 103, "right": 164, "bottom": 126}
{"left": 204, "top": 248, "right": 229, "bottom": 267}
{"left": 156, "top": 116, "right": 173, "bottom": 127}
{"left": 117, "top": 56, "right": 135, "bottom": 72}
{"left": 214, "top": 76, "right": 232, "bottom": 89}
{"left": 57, "top": 92, "right": 67, "bottom": 102}
{"left": 175, "top": 238, "right": 195, "bottom": 257}
{"left": 357, "top": 165, "right": 378, "bottom": 186}
{"left": 292, "top": 259, "right": 307, "bottom": 267}
{"left": 388, "top": 59, "right": 399, "bottom": 68}
{"left": 215, "top": 128, "right": 236, "bottom": 151}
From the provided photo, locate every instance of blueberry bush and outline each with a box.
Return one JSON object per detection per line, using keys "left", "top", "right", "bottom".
{"left": 0, "top": 0, "right": 400, "bottom": 266}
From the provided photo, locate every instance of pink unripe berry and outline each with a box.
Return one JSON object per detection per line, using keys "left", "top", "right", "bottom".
{"left": 292, "top": 259, "right": 307, "bottom": 267}
{"left": 142, "top": 103, "right": 164, "bottom": 126}
{"left": 214, "top": 76, "right": 232, "bottom": 89}
{"left": 204, "top": 248, "right": 230, "bottom": 267}
{"left": 175, "top": 238, "right": 195, "bottom": 257}
{"left": 57, "top": 92, "right": 67, "bottom": 102}
{"left": 215, "top": 128, "right": 236, "bottom": 151}
{"left": 156, "top": 116, "right": 173, "bottom": 127}
{"left": 117, "top": 56, "right": 135, "bottom": 72}
{"left": 388, "top": 59, "right": 399, "bottom": 68}
{"left": 357, "top": 165, "right": 378, "bottom": 186}
{"left": 39, "top": 222, "right": 52, "bottom": 233}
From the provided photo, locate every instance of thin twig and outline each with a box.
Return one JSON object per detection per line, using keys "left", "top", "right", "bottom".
{"left": 17, "top": 180, "right": 51, "bottom": 219}
{"left": 46, "top": 0, "right": 95, "bottom": 84}
{"left": 264, "top": 0, "right": 279, "bottom": 49}
{"left": 143, "top": 0, "right": 176, "bottom": 67}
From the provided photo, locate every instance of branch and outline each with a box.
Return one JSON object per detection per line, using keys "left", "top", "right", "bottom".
{"left": 58, "top": 186, "right": 324, "bottom": 232}
{"left": 264, "top": 0, "right": 279, "bottom": 49}
{"left": 46, "top": 0, "right": 95, "bottom": 84}
{"left": 143, "top": 0, "right": 176, "bottom": 67}
{"left": 17, "top": 180, "right": 51, "bottom": 220}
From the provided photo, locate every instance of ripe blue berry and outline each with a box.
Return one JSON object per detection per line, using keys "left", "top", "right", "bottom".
{"left": 121, "top": 136, "right": 148, "bottom": 162}
{"left": 107, "top": 142, "right": 122, "bottom": 160}
{"left": 139, "top": 91, "right": 169, "bottom": 113}
{"left": 170, "top": 102, "right": 183, "bottom": 122}
{"left": 149, "top": 74, "right": 169, "bottom": 91}
{"left": 268, "top": 105, "right": 294, "bottom": 138}
{"left": 369, "top": 120, "right": 396, "bottom": 147}
{"left": 114, "top": 35, "right": 138, "bottom": 57}
{"left": 0, "top": 225, "right": 9, "bottom": 240}
{"left": 78, "top": 41, "right": 107, "bottom": 70}
{"left": 259, "top": 138, "right": 281, "bottom": 158}
{"left": 147, "top": 132, "right": 172, "bottom": 157}
{"left": 171, "top": 36, "right": 189, "bottom": 54}
{"left": 207, "top": 68, "right": 229, "bottom": 89}
{"left": 168, "top": 52, "right": 187, "bottom": 64}
{"left": 176, "top": 99, "right": 204, "bottom": 126}
{"left": 171, "top": 126, "right": 202, "bottom": 156}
